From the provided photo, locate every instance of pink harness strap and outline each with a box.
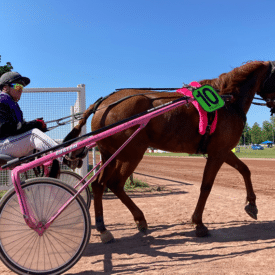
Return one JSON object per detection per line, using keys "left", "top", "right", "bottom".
{"left": 176, "top": 81, "right": 217, "bottom": 135}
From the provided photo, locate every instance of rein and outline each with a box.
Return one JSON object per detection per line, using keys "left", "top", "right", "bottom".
{"left": 116, "top": 87, "right": 272, "bottom": 109}
{"left": 44, "top": 89, "right": 184, "bottom": 132}
{"left": 4, "top": 84, "right": 264, "bottom": 167}
{"left": 45, "top": 86, "right": 271, "bottom": 132}
{"left": 45, "top": 113, "right": 84, "bottom": 131}
{"left": 252, "top": 96, "right": 269, "bottom": 106}
{"left": 90, "top": 90, "right": 177, "bottom": 113}
{"left": 2, "top": 95, "right": 192, "bottom": 168}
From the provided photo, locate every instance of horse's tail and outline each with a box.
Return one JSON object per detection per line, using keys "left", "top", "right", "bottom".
{"left": 63, "top": 102, "right": 97, "bottom": 142}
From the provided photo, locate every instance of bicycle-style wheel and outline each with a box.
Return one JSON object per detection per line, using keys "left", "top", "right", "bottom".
{"left": 59, "top": 170, "right": 91, "bottom": 209}
{"left": 0, "top": 178, "right": 91, "bottom": 275}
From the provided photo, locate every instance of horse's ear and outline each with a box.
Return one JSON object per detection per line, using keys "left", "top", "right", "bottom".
{"left": 63, "top": 127, "right": 82, "bottom": 142}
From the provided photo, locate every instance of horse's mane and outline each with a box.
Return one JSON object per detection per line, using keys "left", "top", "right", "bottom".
{"left": 199, "top": 61, "right": 268, "bottom": 95}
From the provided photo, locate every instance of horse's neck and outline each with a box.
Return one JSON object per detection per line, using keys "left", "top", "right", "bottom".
{"left": 235, "top": 77, "right": 259, "bottom": 116}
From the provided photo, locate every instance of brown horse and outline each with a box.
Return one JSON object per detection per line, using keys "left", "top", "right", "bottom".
{"left": 64, "top": 61, "right": 275, "bottom": 241}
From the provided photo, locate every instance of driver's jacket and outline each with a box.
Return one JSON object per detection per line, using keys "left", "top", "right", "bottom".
{"left": 0, "top": 92, "right": 44, "bottom": 139}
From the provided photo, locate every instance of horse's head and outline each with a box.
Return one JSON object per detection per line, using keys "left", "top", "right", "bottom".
{"left": 259, "top": 61, "right": 275, "bottom": 115}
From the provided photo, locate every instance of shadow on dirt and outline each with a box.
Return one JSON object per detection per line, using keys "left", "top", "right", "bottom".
{"left": 133, "top": 172, "right": 193, "bottom": 186}
{"left": 66, "top": 220, "right": 275, "bottom": 275}
{"left": 101, "top": 185, "right": 190, "bottom": 200}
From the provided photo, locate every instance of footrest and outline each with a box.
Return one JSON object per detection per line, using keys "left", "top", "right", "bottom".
{"left": 0, "top": 154, "right": 16, "bottom": 166}
{"left": 1, "top": 157, "right": 20, "bottom": 168}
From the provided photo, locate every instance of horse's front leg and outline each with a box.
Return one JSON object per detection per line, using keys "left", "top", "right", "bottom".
{"left": 224, "top": 151, "right": 258, "bottom": 219}
{"left": 191, "top": 155, "right": 225, "bottom": 237}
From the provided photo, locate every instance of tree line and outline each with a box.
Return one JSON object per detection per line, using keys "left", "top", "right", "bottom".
{"left": 239, "top": 116, "right": 275, "bottom": 145}
{"left": 0, "top": 62, "right": 13, "bottom": 77}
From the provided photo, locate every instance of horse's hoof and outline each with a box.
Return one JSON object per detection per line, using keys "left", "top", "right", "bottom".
{"left": 195, "top": 224, "right": 209, "bottom": 237}
{"left": 245, "top": 204, "right": 258, "bottom": 220}
{"left": 100, "top": 230, "right": 115, "bottom": 244}
{"left": 136, "top": 220, "right": 148, "bottom": 233}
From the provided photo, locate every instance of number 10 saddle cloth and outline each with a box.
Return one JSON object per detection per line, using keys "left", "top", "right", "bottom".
{"left": 176, "top": 81, "right": 218, "bottom": 135}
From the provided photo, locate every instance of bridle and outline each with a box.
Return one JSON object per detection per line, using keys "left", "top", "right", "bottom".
{"left": 256, "top": 61, "right": 275, "bottom": 115}
{"left": 251, "top": 97, "right": 275, "bottom": 116}
{"left": 252, "top": 97, "right": 275, "bottom": 106}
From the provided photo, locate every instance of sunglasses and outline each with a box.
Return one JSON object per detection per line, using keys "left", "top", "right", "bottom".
{"left": 9, "top": 83, "right": 24, "bottom": 90}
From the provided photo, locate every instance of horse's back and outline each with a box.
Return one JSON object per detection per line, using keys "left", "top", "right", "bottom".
{"left": 92, "top": 89, "right": 202, "bottom": 154}
{"left": 92, "top": 89, "right": 180, "bottom": 129}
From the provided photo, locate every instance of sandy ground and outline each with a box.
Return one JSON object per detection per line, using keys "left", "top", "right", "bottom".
{"left": 1, "top": 155, "right": 275, "bottom": 274}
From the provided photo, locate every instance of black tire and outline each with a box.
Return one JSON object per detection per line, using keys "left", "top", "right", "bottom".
{"left": 59, "top": 170, "right": 91, "bottom": 209}
{"left": 0, "top": 178, "right": 91, "bottom": 275}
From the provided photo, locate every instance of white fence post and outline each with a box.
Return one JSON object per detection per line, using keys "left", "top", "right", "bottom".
{"left": 93, "top": 147, "right": 96, "bottom": 175}
{"left": 75, "top": 84, "right": 87, "bottom": 177}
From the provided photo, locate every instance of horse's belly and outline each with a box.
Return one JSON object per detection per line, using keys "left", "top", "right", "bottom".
{"left": 147, "top": 127, "right": 201, "bottom": 154}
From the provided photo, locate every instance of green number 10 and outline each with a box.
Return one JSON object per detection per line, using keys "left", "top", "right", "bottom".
{"left": 196, "top": 88, "right": 219, "bottom": 107}
{"left": 192, "top": 85, "right": 225, "bottom": 112}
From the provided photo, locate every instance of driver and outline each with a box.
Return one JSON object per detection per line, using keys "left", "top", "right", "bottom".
{"left": 0, "top": 71, "right": 62, "bottom": 168}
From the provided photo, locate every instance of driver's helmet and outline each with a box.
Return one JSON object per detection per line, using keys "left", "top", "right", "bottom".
{"left": 0, "top": 72, "right": 30, "bottom": 90}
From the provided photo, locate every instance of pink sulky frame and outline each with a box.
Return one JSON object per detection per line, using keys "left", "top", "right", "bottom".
{"left": 9, "top": 96, "right": 194, "bottom": 235}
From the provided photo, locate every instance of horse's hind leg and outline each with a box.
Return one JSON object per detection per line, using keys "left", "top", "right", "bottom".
{"left": 106, "top": 146, "right": 149, "bottom": 233}
{"left": 107, "top": 168, "right": 148, "bottom": 233}
{"left": 91, "top": 153, "right": 116, "bottom": 243}
{"left": 92, "top": 146, "right": 147, "bottom": 243}
{"left": 224, "top": 151, "right": 258, "bottom": 219}
{"left": 92, "top": 180, "right": 115, "bottom": 243}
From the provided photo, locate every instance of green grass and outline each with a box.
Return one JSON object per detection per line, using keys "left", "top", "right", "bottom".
{"left": 95, "top": 177, "right": 150, "bottom": 193}
{"left": 86, "top": 166, "right": 151, "bottom": 192}
{"left": 124, "top": 177, "right": 149, "bottom": 190}
{"left": 144, "top": 147, "right": 275, "bottom": 159}
{"left": 234, "top": 147, "right": 275, "bottom": 158}
{"left": 144, "top": 152, "right": 197, "bottom": 157}
{"left": 0, "top": 191, "right": 6, "bottom": 199}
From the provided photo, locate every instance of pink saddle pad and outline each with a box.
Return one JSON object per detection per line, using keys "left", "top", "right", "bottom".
{"left": 176, "top": 81, "right": 217, "bottom": 135}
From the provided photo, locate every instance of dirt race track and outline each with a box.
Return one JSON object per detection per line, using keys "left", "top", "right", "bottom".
{"left": 2, "top": 155, "right": 275, "bottom": 274}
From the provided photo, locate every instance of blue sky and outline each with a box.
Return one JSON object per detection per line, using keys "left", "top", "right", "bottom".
{"left": 1, "top": 0, "right": 275, "bottom": 131}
